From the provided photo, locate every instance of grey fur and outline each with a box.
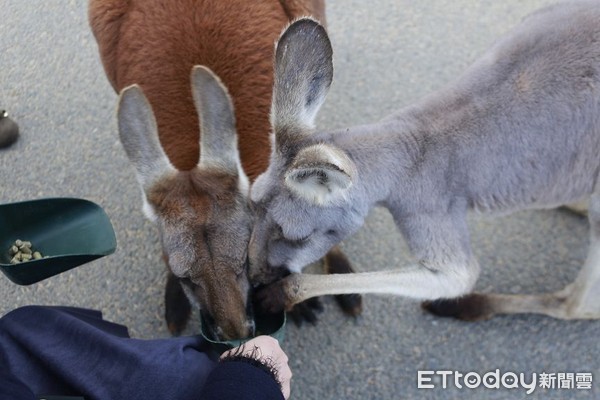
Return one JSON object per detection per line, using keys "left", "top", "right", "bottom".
{"left": 249, "top": 2, "right": 600, "bottom": 318}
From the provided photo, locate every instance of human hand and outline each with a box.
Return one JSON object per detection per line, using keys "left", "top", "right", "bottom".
{"left": 221, "top": 336, "right": 292, "bottom": 399}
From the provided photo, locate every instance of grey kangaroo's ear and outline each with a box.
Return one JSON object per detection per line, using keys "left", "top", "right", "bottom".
{"left": 285, "top": 144, "right": 356, "bottom": 205}
{"left": 118, "top": 85, "right": 176, "bottom": 190}
{"left": 191, "top": 65, "right": 243, "bottom": 175}
{"left": 272, "top": 17, "right": 333, "bottom": 141}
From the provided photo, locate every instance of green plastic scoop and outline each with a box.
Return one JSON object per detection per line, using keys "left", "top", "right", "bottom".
{"left": 0, "top": 198, "right": 117, "bottom": 285}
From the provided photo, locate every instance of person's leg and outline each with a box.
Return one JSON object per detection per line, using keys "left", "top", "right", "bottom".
{"left": 0, "top": 305, "right": 217, "bottom": 400}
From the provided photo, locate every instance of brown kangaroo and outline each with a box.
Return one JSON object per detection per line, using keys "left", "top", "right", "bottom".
{"left": 89, "top": 0, "right": 358, "bottom": 340}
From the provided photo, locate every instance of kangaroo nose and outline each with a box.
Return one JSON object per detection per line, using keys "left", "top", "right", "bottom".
{"left": 219, "top": 316, "right": 253, "bottom": 340}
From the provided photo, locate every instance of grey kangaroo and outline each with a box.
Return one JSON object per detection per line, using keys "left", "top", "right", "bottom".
{"left": 248, "top": 1, "right": 600, "bottom": 321}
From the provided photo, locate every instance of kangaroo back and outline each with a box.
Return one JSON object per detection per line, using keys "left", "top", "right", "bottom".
{"left": 90, "top": 0, "right": 293, "bottom": 174}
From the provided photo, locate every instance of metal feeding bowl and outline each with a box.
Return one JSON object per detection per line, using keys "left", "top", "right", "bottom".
{"left": 200, "top": 309, "right": 287, "bottom": 354}
{"left": 0, "top": 198, "right": 117, "bottom": 285}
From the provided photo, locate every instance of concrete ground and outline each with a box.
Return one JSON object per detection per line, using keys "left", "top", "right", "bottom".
{"left": 1, "top": 1, "right": 598, "bottom": 399}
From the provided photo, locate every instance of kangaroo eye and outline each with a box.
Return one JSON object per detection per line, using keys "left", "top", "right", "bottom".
{"left": 284, "top": 234, "right": 310, "bottom": 247}
{"left": 295, "top": 233, "right": 311, "bottom": 243}
{"left": 275, "top": 223, "right": 311, "bottom": 244}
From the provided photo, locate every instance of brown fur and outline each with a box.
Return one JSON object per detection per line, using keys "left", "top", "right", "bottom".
{"left": 279, "top": 0, "right": 326, "bottom": 25}
{"left": 90, "top": 0, "right": 288, "bottom": 174}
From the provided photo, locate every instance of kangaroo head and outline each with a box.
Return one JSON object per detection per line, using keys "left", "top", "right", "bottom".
{"left": 118, "top": 66, "right": 254, "bottom": 340}
{"left": 249, "top": 19, "right": 363, "bottom": 285}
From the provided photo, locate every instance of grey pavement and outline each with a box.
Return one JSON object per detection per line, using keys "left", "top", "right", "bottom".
{"left": 1, "top": 1, "right": 599, "bottom": 399}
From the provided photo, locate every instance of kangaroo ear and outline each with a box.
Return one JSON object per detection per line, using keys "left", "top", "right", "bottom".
{"left": 118, "top": 85, "right": 175, "bottom": 190}
{"left": 191, "top": 65, "right": 243, "bottom": 176}
{"left": 285, "top": 144, "right": 356, "bottom": 205}
{"left": 272, "top": 18, "right": 333, "bottom": 141}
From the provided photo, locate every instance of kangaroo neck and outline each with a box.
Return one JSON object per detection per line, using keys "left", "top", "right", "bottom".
{"left": 320, "top": 89, "right": 482, "bottom": 210}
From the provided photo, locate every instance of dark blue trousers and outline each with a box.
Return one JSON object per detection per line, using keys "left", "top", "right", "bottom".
{"left": 0, "top": 306, "right": 283, "bottom": 400}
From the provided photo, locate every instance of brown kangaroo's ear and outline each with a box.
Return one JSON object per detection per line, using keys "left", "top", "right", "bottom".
{"left": 271, "top": 18, "right": 333, "bottom": 141}
{"left": 191, "top": 65, "right": 242, "bottom": 175}
{"left": 117, "top": 85, "right": 176, "bottom": 190}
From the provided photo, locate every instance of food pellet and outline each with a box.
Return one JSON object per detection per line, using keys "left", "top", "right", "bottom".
{"left": 7, "top": 240, "right": 45, "bottom": 264}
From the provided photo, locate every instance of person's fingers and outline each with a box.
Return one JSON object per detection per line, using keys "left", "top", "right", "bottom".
{"left": 279, "top": 363, "right": 292, "bottom": 399}
{"left": 250, "top": 337, "right": 291, "bottom": 399}
{"left": 222, "top": 336, "right": 292, "bottom": 399}
{"left": 223, "top": 336, "right": 280, "bottom": 359}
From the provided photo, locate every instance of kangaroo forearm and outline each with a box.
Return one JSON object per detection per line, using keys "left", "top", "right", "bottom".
{"left": 285, "top": 263, "right": 478, "bottom": 304}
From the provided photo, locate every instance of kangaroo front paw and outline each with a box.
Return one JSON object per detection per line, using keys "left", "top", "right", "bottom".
{"left": 334, "top": 293, "right": 363, "bottom": 317}
{"left": 422, "top": 293, "right": 494, "bottom": 321}
{"left": 255, "top": 279, "right": 290, "bottom": 314}
{"left": 288, "top": 297, "right": 324, "bottom": 326}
